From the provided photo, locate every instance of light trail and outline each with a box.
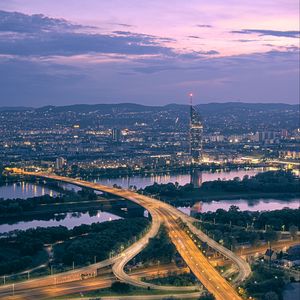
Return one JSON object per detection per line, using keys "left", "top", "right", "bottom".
{"left": 6, "top": 170, "right": 250, "bottom": 300}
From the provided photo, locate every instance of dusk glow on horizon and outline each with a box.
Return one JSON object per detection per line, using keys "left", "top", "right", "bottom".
{"left": 0, "top": 0, "right": 299, "bottom": 106}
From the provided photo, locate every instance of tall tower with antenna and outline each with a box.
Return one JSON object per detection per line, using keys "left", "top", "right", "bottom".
{"left": 189, "top": 93, "right": 203, "bottom": 164}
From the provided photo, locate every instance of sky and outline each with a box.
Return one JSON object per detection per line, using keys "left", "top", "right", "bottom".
{"left": 0, "top": 0, "right": 299, "bottom": 107}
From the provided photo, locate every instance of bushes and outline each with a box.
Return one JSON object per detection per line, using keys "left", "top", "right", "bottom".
{"left": 0, "top": 256, "right": 32, "bottom": 275}
{"left": 0, "top": 189, "right": 98, "bottom": 215}
{"left": 0, "top": 217, "right": 149, "bottom": 275}
{"left": 111, "top": 282, "right": 131, "bottom": 293}
{"left": 141, "top": 171, "right": 300, "bottom": 202}
{"left": 243, "top": 264, "right": 285, "bottom": 299}
{"left": 198, "top": 206, "right": 300, "bottom": 231}
{"left": 53, "top": 218, "right": 149, "bottom": 266}
{"left": 135, "top": 225, "right": 176, "bottom": 264}
{"left": 201, "top": 170, "right": 300, "bottom": 194}
{"left": 148, "top": 273, "right": 197, "bottom": 286}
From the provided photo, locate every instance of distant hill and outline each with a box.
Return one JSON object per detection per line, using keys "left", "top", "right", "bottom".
{"left": 0, "top": 102, "right": 298, "bottom": 113}
{"left": 0, "top": 106, "right": 33, "bottom": 112}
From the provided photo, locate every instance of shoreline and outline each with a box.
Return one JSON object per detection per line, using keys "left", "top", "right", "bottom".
{"left": 1, "top": 192, "right": 299, "bottom": 225}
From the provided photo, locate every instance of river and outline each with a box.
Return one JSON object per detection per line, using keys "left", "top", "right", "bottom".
{"left": 0, "top": 210, "right": 121, "bottom": 234}
{"left": 0, "top": 168, "right": 266, "bottom": 199}
{"left": 177, "top": 198, "right": 300, "bottom": 216}
{"left": 93, "top": 167, "right": 269, "bottom": 189}
{"left": 1, "top": 167, "right": 299, "bottom": 234}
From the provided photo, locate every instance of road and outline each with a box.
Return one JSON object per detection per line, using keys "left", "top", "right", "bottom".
{"left": 8, "top": 170, "right": 248, "bottom": 300}
{"left": 238, "top": 239, "right": 300, "bottom": 257}
{"left": 1, "top": 264, "right": 191, "bottom": 300}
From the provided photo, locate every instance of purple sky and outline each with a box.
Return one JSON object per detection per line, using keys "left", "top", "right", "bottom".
{"left": 0, "top": 0, "right": 299, "bottom": 106}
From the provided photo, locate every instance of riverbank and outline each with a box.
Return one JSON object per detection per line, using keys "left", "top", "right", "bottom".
{"left": 60, "top": 163, "right": 268, "bottom": 180}
{"left": 161, "top": 191, "right": 300, "bottom": 205}
{"left": 141, "top": 170, "right": 300, "bottom": 206}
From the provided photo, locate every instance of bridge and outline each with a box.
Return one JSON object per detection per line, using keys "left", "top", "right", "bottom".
{"left": 4, "top": 170, "right": 251, "bottom": 300}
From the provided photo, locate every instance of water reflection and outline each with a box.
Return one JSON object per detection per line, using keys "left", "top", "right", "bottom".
{"left": 0, "top": 211, "right": 121, "bottom": 234}
{"left": 0, "top": 182, "right": 58, "bottom": 200}
{"left": 95, "top": 168, "right": 267, "bottom": 189}
{"left": 178, "top": 198, "right": 300, "bottom": 216}
{"left": 190, "top": 169, "right": 203, "bottom": 188}
{"left": 0, "top": 168, "right": 269, "bottom": 200}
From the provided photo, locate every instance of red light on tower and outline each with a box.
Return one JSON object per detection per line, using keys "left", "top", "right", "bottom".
{"left": 189, "top": 92, "right": 193, "bottom": 105}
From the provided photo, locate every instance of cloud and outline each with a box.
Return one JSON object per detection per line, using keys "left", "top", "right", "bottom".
{"left": 237, "top": 39, "right": 258, "bottom": 43}
{"left": 0, "top": 48, "right": 298, "bottom": 106}
{"left": 197, "top": 50, "right": 219, "bottom": 55}
{"left": 196, "top": 24, "right": 213, "bottom": 28}
{"left": 115, "top": 23, "right": 134, "bottom": 28}
{"left": 188, "top": 35, "right": 202, "bottom": 39}
{"left": 0, "top": 10, "right": 88, "bottom": 33}
{"left": 231, "top": 29, "right": 300, "bottom": 38}
{"left": 0, "top": 10, "right": 175, "bottom": 57}
{"left": 0, "top": 10, "right": 298, "bottom": 106}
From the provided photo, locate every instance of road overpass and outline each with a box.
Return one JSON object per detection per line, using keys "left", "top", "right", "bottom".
{"left": 0, "top": 264, "right": 194, "bottom": 300}
{"left": 8, "top": 170, "right": 250, "bottom": 300}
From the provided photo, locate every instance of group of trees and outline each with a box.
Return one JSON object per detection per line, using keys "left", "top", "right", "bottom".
{"left": 141, "top": 182, "right": 194, "bottom": 198}
{"left": 141, "top": 170, "right": 300, "bottom": 201}
{"left": 0, "top": 217, "right": 149, "bottom": 275}
{"left": 198, "top": 206, "right": 300, "bottom": 232}
{"left": 148, "top": 272, "right": 197, "bottom": 287}
{"left": 201, "top": 222, "right": 279, "bottom": 250}
{"left": 0, "top": 188, "right": 98, "bottom": 215}
{"left": 201, "top": 170, "right": 300, "bottom": 194}
{"left": 53, "top": 218, "right": 149, "bottom": 266}
{"left": 134, "top": 226, "right": 176, "bottom": 265}
{"left": 243, "top": 264, "right": 286, "bottom": 300}
{"left": 197, "top": 207, "right": 300, "bottom": 249}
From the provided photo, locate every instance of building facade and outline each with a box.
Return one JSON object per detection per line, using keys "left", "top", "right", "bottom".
{"left": 190, "top": 106, "right": 203, "bottom": 164}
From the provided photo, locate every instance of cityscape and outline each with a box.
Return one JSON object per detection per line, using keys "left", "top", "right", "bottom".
{"left": 0, "top": 1, "right": 299, "bottom": 300}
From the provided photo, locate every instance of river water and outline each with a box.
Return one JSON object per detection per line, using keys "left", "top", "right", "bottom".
{"left": 0, "top": 211, "right": 121, "bottom": 234}
{"left": 1, "top": 168, "right": 299, "bottom": 233}
{"left": 0, "top": 182, "right": 58, "bottom": 199}
{"left": 0, "top": 168, "right": 265, "bottom": 200}
{"left": 93, "top": 168, "right": 267, "bottom": 189}
{"left": 177, "top": 198, "right": 300, "bottom": 216}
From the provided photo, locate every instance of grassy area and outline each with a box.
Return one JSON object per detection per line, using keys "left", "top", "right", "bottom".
{"left": 145, "top": 273, "right": 198, "bottom": 286}
{"left": 52, "top": 286, "right": 197, "bottom": 299}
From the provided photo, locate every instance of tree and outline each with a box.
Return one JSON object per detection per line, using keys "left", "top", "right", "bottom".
{"left": 199, "top": 293, "right": 215, "bottom": 300}
{"left": 289, "top": 225, "right": 298, "bottom": 240}
{"left": 264, "top": 291, "right": 279, "bottom": 300}
{"left": 264, "top": 229, "right": 278, "bottom": 243}
{"left": 111, "top": 281, "right": 131, "bottom": 293}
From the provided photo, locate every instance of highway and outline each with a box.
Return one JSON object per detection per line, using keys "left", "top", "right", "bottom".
{"left": 8, "top": 170, "right": 249, "bottom": 300}
{"left": 157, "top": 207, "right": 242, "bottom": 300}
{"left": 0, "top": 264, "right": 193, "bottom": 300}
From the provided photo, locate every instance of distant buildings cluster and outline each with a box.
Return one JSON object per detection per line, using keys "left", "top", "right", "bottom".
{"left": 0, "top": 103, "right": 298, "bottom": 172}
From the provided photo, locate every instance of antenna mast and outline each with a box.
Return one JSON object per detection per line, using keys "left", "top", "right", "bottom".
{"left": 189, "top": 92, "right": 193, "bottom": 106}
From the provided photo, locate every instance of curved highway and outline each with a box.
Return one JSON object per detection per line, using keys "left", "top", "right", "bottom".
{"left": 11, "top": 170, "right": 250, "bottom": 300}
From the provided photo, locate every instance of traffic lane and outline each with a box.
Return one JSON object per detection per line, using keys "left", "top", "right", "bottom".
{"left": 158, "top": 208, "right": 242, "bottom": 300}
{"left": 1, "top": 264, "right": 192, "bottom": 300}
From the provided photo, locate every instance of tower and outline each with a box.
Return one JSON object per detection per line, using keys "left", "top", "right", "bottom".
{"left": 189, "top": 93, "right": 203, "bottom": 164}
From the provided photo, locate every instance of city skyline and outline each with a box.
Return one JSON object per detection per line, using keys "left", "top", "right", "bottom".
{"left": 0, "top": 0, "right": 299, "bottom": 106}
{"left": 0, "top": 2, "right": 299, "bottom": 299}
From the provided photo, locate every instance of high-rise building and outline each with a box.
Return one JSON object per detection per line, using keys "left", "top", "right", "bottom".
{"left": 190, "top": 95, "right": 203, "bottom": 164}
{"left": 190, "top": 169, "right": 203, "bottom": 188}
{"left": 112, "top": 128, "right": 121, "bottom": 142}
{"left": 55, "top": 157, "right": 66, "bottom": 170}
